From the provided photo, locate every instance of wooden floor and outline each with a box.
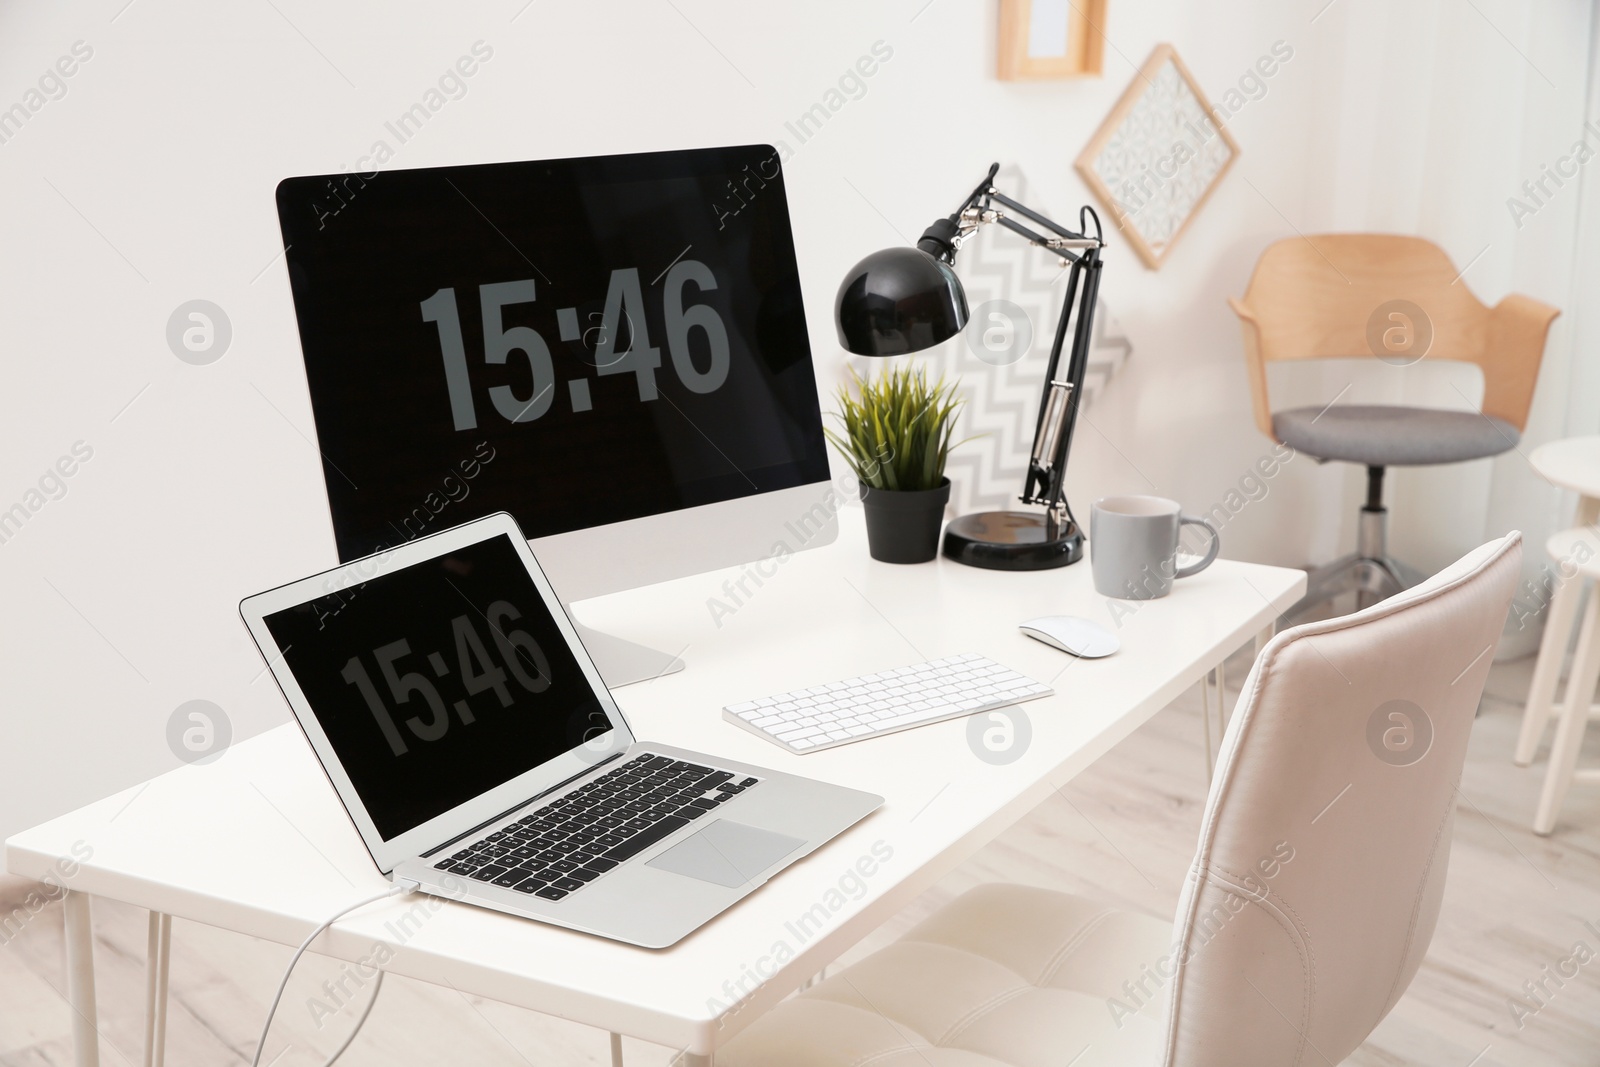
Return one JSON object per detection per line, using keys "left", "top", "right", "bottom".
{"left": 5, "top": 649, "right": 1600, "bottom": 1066}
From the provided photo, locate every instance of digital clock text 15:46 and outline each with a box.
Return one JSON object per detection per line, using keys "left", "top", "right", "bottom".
{"left": 420, "top": 261, "right": 731, "bottom": 430}
{"left": 339, "top": 600, "right": 550, "bottom": 756}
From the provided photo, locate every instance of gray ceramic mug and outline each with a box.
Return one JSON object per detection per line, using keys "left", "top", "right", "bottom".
{"left": 1090, "top": 495, "right": 1221, "bottom": 600}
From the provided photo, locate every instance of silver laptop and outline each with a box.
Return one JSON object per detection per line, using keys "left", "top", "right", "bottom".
{"left": 240, "top": 512, "right": 882, "bottom": 948}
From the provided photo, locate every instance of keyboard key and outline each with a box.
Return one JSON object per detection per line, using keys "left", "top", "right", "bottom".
{"left": 605, "top": 815, "right": 690, "bottom": 861}
{"left": 587, "top": 857, "right": 619, "bottom": 872}
{"left": 472, "top": 864, "right": 509, "bottom": 882}
{"left": 570, "top": 867, "right": 603, "bottom": 882}
{"left": 535, "top": 886, "right": 568, "bottom": 901}
{"left": 552, "top": 877, "right": 584, "bottom": 892}
{"left": 492, "top": 868, "right": 533, "bottom": 887}
{"left": 512, "top": 878, "right": 549, "bottom": 894}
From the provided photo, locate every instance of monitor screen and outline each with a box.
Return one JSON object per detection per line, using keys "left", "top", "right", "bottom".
{"left": 276, "top": 145, "right": 829, "bottom": 562}
{"left": 263, "top": 533, "right": 608, "bottom": 840}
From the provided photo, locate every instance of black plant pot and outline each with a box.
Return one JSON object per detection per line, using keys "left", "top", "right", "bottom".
{"left": 859, "top": 478, "right": 952, "bottom": 564}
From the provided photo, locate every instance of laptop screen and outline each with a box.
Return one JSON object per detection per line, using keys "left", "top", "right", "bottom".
{"left": 263, "top": 533, "right": 609, "bottom": 839}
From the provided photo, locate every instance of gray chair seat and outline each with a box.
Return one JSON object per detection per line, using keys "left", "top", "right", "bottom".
{"left": 1273, "top": 404, "right": 1518, "bottom": 467}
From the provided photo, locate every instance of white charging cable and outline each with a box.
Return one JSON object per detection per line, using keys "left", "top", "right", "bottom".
{"left": 250, "top": 880, "right": 416, "bottom": 1067}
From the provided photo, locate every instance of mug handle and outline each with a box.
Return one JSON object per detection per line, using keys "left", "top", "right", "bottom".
{"left": 1175, "top": 515, "right": 1221, "bottom": 579}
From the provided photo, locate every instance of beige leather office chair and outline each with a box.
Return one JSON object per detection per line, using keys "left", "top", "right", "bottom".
{"left": 1231, "top": 235, "right": 1554, "bottom": 617}
{"left": 720, "top": 533, "right": 1521, "bottom": 1067}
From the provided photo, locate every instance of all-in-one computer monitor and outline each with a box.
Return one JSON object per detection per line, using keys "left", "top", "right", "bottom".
{"left": 274, "top": 145, "right": 835, "bottom": 686}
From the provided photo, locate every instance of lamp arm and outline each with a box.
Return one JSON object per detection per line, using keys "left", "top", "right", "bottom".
{"left": 938, "top": 165, "right": 1106, "bottom": 534}
{"left": 985, "top": 189, "right": 1089, "bottom": 242}
{"left": 1044, "top": 244, "right": 1102, "bottom": 514}
{"left": 1021, "top": 246, "right": 1101, "bottom": 521}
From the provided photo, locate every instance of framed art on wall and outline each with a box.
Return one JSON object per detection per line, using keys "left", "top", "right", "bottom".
{"left": 997, "top": 0, "right": 1107, "bottom": 80}
{"left": 1075, "top": 43, "right": 1240, "bottom": 269}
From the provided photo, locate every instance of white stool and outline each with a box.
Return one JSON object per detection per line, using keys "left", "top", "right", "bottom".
{"left": 1519, "top": 436, "right": 1600, "bottom": 769}
{"left": 1516, "top": 527, "right": 1599, "bottom": 765}
{"left": 1525, "top": 526, "right": 1600, "bottom": 833}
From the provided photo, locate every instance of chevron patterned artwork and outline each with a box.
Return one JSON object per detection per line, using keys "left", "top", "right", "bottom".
{"left": 845, "top": 165, "right": 1133, "bottom": 516}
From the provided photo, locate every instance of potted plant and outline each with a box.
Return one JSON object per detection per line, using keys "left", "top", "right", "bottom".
{"left": 826, "top": 365, "right": 969, "bottom": 564}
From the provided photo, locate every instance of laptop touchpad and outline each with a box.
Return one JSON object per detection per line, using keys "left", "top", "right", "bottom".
{"left": 646, "top": 820, "right": 805, "bottom": 888}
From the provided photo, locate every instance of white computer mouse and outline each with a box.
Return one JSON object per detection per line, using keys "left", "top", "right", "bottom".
{"left": 1018, "top": 615, "right": 1119, "bottom": 658}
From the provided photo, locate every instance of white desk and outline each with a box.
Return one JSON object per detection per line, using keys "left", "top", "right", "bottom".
{"left": 6, "top": 510, "right": 1303, "bottom": 1066}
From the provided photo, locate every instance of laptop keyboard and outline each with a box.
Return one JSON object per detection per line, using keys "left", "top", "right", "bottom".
{"left": 432, "top": 753, "right": 758, "bottom": 902}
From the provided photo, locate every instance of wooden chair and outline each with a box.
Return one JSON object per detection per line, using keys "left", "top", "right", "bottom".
{"left": 1229, "top": 234, "right": 1557, "bottom": 617}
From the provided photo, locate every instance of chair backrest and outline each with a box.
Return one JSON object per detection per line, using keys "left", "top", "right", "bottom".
{"left": 1234, "top": 234, "right": 1492, "bottom": 364}
{"left": 1161, "top": 533, "right": 1521, "bottom": 1067}
{"left": 1229, "top": 234, "right": 1557, "bottom": 435}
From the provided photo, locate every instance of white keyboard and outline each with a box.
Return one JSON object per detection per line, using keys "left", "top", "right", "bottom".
{"left": 722, "top": 654, "right": 1053, "bottom": 753}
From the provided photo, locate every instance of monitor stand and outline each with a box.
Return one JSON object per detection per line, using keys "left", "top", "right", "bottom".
{"left": 573, "top": 622, "right": 686, "bottom": 689}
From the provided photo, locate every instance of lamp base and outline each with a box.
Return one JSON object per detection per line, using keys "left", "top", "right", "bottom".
{"left": 941, "top": 511, "right": 1083, "bottom": 570}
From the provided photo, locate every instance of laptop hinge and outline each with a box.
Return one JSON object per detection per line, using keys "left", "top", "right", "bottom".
{"left": 423, "top": 751, "right": 627, "bottom": 858}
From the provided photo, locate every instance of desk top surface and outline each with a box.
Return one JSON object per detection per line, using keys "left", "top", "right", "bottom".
{"left": 6, "top": 509, "right": 1303, "bottom": 1053}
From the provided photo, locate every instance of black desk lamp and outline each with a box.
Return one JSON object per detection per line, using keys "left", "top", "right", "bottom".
{"left": 835, "top": 163, "right": 1106, "bottom": 570}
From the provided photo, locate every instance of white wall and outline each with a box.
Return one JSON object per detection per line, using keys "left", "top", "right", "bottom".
{"left": 0, "top": 0, "right": 1590, "bottom": 843}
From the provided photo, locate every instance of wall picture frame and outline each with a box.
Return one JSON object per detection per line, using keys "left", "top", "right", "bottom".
{"left": 997, "top": 0, "right": 1107, "bottom": 80}
{"left": 1074, "top": 43, "right": 1240, "bottom": 269}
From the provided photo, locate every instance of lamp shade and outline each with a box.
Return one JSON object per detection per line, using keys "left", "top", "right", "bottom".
{"left": 835, "top": 246, "right": 969, "bottom": 356}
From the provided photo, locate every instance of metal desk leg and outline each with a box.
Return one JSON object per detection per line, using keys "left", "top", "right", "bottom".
{"left": 144, "top": 912, "right": 171, "bottom": 1067}
{"left": 1216, "top": 658, "right": 1229, "bottom": 733}
{"left": 64, "top": 891, "right": 100, "bottom": 1067}
{"left": 1201, "top": 648, "right": 1237, "bottom": 778}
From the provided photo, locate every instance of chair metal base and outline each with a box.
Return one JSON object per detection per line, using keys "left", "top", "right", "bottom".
{"left": 1280, "top": 471, "right": 1428, "bottom": 625}
{"left": 1285, "top": 552, "right": 1427, "bottom": 620}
